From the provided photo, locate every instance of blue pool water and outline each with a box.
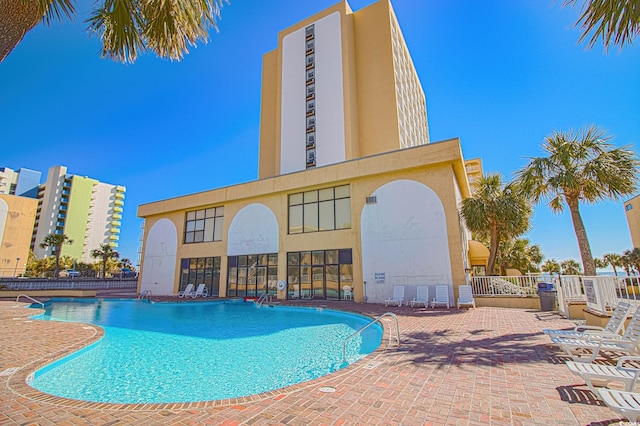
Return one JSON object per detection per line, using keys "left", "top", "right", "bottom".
{"left": 28, "top": 299, "right": 382, "bottom": 404}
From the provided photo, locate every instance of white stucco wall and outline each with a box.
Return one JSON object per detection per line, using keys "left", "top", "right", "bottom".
{"left": 280, "top": 11, "right": 345, "bottom": 174}
{"left": 0, "top": 198, "right": 7, "bottom": 247}
{"left": 360, "top": 179, "right": 453, "bottom": 305}
{"left": 140, "top": 218, "right": 178, "bottom": 296}
{"left": 227, "top": 204, "right": 279, "bottom": 255}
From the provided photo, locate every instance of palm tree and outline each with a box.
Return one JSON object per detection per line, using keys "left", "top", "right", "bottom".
{"left": 91, "top": 244, "right": 120, "bottom": 278}
{"left": 39, "top": 233, "right": 73, "bottom": 278}
{"left": 560, "top": 259, "right": 583, "bottom": 275}
{"left": 496, "top": 238, "right": 543, "bottom": 275}
{"left": 0, "top": 0, "right": 226, "bottom": 63}
{"left": 622, "top": 250, "right": 634, "bottom": 276}
{"left": 541, "top": 259, "right": 561, "bottom": 275}
{"left": 593, "top": 257, "right": 607, "bottom": 271}
{"left": 563, "top": 0, "right": 639, "bottom": 50}
{"left": 460, "top": 173, "right": 531, "bottom": 275}
{"left": 514, "top": 126, "right": 639, "bottom": 277}
{"left": 603, "top": 253, "right": 622, "bottom": 276}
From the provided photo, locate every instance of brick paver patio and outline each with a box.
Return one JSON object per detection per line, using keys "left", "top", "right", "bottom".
{"left": 0, "top": 298, "right": 629, "bottom": 425}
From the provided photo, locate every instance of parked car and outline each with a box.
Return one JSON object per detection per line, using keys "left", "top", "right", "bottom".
{"left": 61, "top": 269, "right": 81, "bottom": 278}
{"left": 119, "top": 268, "right": 138, "bottom": 278}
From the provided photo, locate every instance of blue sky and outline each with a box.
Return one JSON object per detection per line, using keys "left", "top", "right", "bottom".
{"left": 1, "top": 0, "right": 638, "bottom": 269}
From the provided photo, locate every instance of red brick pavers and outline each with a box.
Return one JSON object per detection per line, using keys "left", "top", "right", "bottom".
{"left": 0, "top": 300, "right": 627, "bottom": 425}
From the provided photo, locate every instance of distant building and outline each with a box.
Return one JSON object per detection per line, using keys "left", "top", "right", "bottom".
{"left": 0, "top": 194, "right": 38, "bottom": 276}
{"left": 625, "top": 195, "right": 640, "bottom": 249}
{"left": 137, "top": 0, "right": 485, "bottom": 304}
{"left": 0, "top": 167, "right": 41, "bottom": 198}
{"left": 31, "top": 166, "right": 126, "bottom": 263}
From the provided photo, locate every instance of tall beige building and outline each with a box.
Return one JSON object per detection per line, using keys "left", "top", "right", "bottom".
{"left": 137, "top": 0, "right": 479, "bottom": 304}
{"left": 625, "top": 195, "right": 640, "bottom": 249}
{"left": 0, "top": 194, "right": 38, "bottom": 276}
{"left": 259, "top": 0, "right": 429, "bottom": 178}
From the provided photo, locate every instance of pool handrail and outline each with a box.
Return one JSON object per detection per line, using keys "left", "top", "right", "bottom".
{"left": 255, "top": 293, "right": 269, "bottom": 307}
{"left": 15, "top": 294, "right": 45, "bottom": 309}
{"left": 342, "top": 312, "right": 400, "bottom": 363}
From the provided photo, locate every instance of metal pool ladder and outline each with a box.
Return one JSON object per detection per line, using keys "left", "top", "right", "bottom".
{"left": 255, "top": 293, "right": 269, "bottom": 307}
{"left": 138, "top": 290, "right": 152, "bottom": 301}
{"left": 15, "top": 294, "right": 45, "bottom": 309}
{"left": 342, "top": 312, "right": 400, "bottom": 364}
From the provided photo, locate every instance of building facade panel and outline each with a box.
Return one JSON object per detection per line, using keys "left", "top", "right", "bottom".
{"left": 625, "top": 195, "right": 640, "bottom": 249}
{"left": 0, "top": 194, "right": 38, "bottom": 276}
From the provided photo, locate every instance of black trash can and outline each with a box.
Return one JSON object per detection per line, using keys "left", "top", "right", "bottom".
{"left": 538, "top": 282, "right": 557, "bottom": 311}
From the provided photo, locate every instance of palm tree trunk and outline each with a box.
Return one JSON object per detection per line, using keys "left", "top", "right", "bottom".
{"left": 567, "top": 197, "right": 596, "bottom": 276}
{"left": 487, "top": 226, "right": 500, "bottom": 275}
{"left": 0, "top": 0, "right": 42, "bottom": 62}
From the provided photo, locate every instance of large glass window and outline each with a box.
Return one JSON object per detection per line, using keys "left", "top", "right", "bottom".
{"left": 179, "top": 257, "right": 221, "bottom": 297}
{"left": 286, "top": 248, "right": 353, "bottom": 300}
{"left": 227, "top": 253, "right": 278, "bottom": 298}
{"left": 184, "top": 207, "right": 224, "bottom": 243}
{"left": 288, "top": 185, "right": 350, "bottom": 234}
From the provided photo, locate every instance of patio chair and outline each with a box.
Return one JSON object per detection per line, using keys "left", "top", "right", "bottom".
{"left": 457, "top": 285, "right": 476, "bottom": 309}
{"left": 385, "top": 286, "right": 405, "bottom": 307}
{"left": 410, "top": 286, "right": 429, "bottom": 308}
{"left": 343, "top": 286, "right": 353, "bottom": 300}
{"left": 177, "top": 283, "right": 195, "bottom": 298}
{"left": 556, "top": 305, "right": 640, "bottom": 363}
{"left": 194, "top": 284, "right": 208, "bottom": 298}
{"left": 598, "top": 388, "right": 640, "bottom": 424}
{"left": 565, "top": 356, "right": 640, "bottom": 393}
{"left": 544, "top": 301, "right": 631, "bottom": 340}
{"left": 430, "top": 285, "right": 450, "bottom": 309}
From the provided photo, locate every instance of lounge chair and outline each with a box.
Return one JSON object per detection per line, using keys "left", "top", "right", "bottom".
{"left": 457, "top": 285, "right": 476, "bottom": 309}
{"left": 556, "top": 305, "right": 640, "bottom": 363}
{"left": 544, "top": 301, "right": 631, "bottom": 340}
{"left": 566, "top": 356, "right": 640, "bottom": 393}
{"left": 598, "top": 388, "right": 640, "bottom": 424}
{"left": 410, "top": 286, "right": 429, "bottom": 308}
{"left": 431, "top": 285, "right": 450, "bottom": 309}
{"left": 194, "top": 284, "right": 208, "bottom": 298}
{"left": 343, "top": 286, "right": 353, "bottom": 300}
{"left": 177, "top": 283, "right": 195, "bottom": 298}
{"left": 385, "top": 286, "right": 405, "bottom": 307}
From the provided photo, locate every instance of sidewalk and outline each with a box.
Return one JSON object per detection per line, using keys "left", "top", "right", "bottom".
{"left": 0, "top": 300, "right": 625, "bottom": 425}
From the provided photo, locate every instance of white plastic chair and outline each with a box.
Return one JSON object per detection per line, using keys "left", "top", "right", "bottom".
{"left": 410, "top": 286, "right": 429, "bottom": 307}
{"left": 343, "top": 286, "right": 353, "bottom": 300}
{"left": 457, "top": 285, "right": 476, "bottom": 309}
{"left": 598, "top": 388, "right": 640, "bottom": 424}
{"left": 544, "top": 301, "right": 631, "bottom": 341}
{"left": 431, "top": 285, "right": 450, "bottom": 309}
{"left": 194, "top": 284, "right": 208, "bottom": 298}
{"left": 177, "top": 283, "right": 195, "bottom": 298}
{"left": 385, "top": 286, "right": 405, "bottom": 307}
{"left": 566, "top": 356, "right": 640, "bottom": 393}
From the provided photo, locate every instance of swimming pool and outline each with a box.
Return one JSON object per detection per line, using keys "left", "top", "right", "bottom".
{"left": 28, "top": 299, "right": 382, "bottom": 404}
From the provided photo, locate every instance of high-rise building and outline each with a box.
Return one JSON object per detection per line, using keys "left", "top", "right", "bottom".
{"left": 0, "top": 194, "right": 38, "bottom": 276}
{"left": 625, "top": 195, "right": 640, "bottom": 249}
{"left": 32, "top": 166, "right": 126, "bottom": 263}
{"left": 137, "top": 0, "right": 483, "bottom": 303}
{"left": 0, "top": 167, "right": 42, "bottom": 198}
{"left": 259, "top": 0, "right": 429, "bottom": 178}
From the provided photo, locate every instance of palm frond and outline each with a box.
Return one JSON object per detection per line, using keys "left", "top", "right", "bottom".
{"left": 87, "top": 0, "right": 145, "bottom": 63}
{"left": 38, "top": 0, "right": 76, "bottom": 25}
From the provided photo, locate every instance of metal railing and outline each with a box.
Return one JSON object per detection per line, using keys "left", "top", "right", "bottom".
{"left": 15, "top": 294, "right": 45, "bottom": 309}
{"left": 0, "top": 278, "right": 138, "bottom": 291}
{"left": 553, "top": 275, "right": 640, "bottom": 317}
{"left": 342, "top": 312, "right": 400, "bottom": 364}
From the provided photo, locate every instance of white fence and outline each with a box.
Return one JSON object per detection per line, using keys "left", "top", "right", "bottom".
{"left": 470, "top": 275, "right": 546, "bottom": 297}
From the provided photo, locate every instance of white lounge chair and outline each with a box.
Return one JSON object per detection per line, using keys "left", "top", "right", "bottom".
{"left": 194, "top": 284, "right": 208, "bottom": 298}
{"left": 566, "top": 356, "right": 640, "bottom": 393}
{"left": 457, "top": 285, "right": 476, "bottom": 309}
{"left": 544, "top": 301, "right": 631, "bottom": 340}
{"left": 431, "top": 285, "right": 450, "bottom": 309}
{"left": 343, "top": 286, "right": 353, "bottom": 300}
{"left": 177, "top": 283, "right": 195, "bottom": 298}
{"left": 410, "top": 286, "right": 429, "bottom": 308}
{"left": 385, "top": 286, "right": 405, "bottom": 307}
{"left": 598, "top": 388, "right": 640, "bottom": 424}
{"left": 556, "top": 305, "right": 640, "bottom": 363}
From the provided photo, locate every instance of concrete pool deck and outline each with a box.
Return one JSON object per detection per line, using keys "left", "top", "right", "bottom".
{"left": 0, "top": 298, "right": 628, "bottom": 425}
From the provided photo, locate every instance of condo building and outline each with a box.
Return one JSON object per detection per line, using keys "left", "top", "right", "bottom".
{"left": 137, "top": 0, "right": 483, "bottom": 304}
{"left": 0, "top": 194, "right": 38, "bottom": 276}
{"left": 625, "top": 195, "right": 640, "bottom": 249}
{"left": 0, "top": 167, "right": 41, "bottom": 198}
{"left": 32, "top": 166, "right": 126, "bottom": 263}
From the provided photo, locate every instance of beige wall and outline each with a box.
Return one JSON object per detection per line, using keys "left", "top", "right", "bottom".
{"left": 0, "top": 194, "right": 37, "bottom": 276}
{"left": 625, "top": 194, "right": 640, "bottom": 249}
{"left": 139, "top": 138, "right": 471, "bottom": 299}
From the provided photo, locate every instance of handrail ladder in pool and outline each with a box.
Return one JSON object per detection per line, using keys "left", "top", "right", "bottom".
{"left": 138, "top": 290, "right": 152, "bottom": 301}
{"left": 15, "top": 294, "right": 45, "bottom": 309}
{"left": 255, "top": 293, "right": 269, "bottom": 307}
{"left": 342, "top": 312, "right": 400, "bottom": 364}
